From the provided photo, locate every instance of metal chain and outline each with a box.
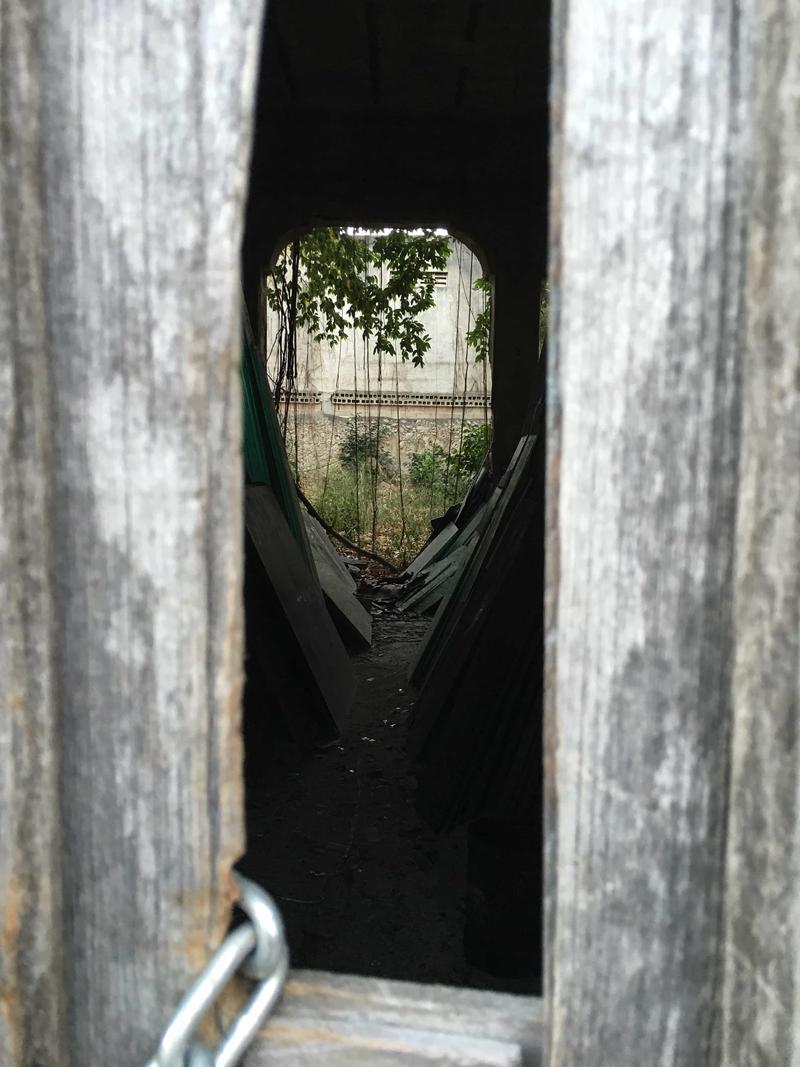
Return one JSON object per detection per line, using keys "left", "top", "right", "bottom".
{"left": 145, "top": 874, "right": 289, "bottom": 1067}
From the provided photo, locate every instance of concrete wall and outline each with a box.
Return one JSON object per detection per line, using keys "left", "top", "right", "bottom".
{"left": 282, "top": 404, "right": 490, "bottom": 484}
{"left": 265, "top": 236, "right": 492, "bottom": 397}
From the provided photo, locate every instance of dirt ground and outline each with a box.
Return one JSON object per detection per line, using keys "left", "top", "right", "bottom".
{"left": 239, "top": 610, "right": 475, "bottom": 986}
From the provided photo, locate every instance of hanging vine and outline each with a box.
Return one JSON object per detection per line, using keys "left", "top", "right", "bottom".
{"left": 264, "top": 228, "right": 451, "bottom": 385}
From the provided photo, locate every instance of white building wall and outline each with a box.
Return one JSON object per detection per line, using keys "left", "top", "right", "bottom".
{"left": 266, "top": 237, "right": 492, "bottom": 403}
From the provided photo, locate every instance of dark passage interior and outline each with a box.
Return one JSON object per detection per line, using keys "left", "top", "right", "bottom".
{"left": 241, "top": 614, "right": 469, "bottom": 984}
{"left": 238, "top": 0, "right": 550, "bottom": 994}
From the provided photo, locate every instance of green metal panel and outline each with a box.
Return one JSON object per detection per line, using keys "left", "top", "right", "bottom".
{"left": 240, "top": 306, "right": 313, "bottom": 565}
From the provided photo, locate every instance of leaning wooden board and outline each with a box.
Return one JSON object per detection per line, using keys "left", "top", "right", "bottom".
{"left": 402, "top": 521, "right": 460, "bottom": 579}
{"left": 408, "top": 433, "right": 539, "bottom": 752}
{"left": 304, "top": 513, "right": 372, "bottom": 648}
{"left": 408, "top": 432, "right": 535, "bottom": 692}
{"left": 412, "top": 431, "right": 545, "bottom": 831}
{"left": 246, "top": 485, "right": 354, "bottom": 741}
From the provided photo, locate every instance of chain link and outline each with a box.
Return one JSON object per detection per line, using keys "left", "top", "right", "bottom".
{"left": 145, "top": 874, "right": 289, "bottom": 1067}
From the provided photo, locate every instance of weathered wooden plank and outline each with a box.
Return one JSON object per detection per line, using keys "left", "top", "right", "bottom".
{"left": 721, "top": 4, "right": 800, "bottom": 1061}
{"left": 246, "top": 484, "right": 354, "bottom": 741}
{"left": 1, "top": 3, "right": 264, "bottom": 1063}
{"left": 249, "top": 970, "right": 544, "bottom": 1066}
{"left": 304, "top": 514, "right": 358, "bottom": 594}
{"left": 0, "top": 5, "right": 66, "bottom": 1063}
{"left": 304, "top": 513, "right": 373, "bottom": 648}
{"left": 403, "top": 523, "right": 460, "bottom": 578}
{"left": 546, "top": 1, "right": 751, "bottom": 1062}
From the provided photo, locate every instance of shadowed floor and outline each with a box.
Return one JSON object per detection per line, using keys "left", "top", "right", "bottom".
{"left": 240, "top": 612, "right": 475, "bottom": 986}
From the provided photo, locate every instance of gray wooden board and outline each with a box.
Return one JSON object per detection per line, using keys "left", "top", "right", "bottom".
{"left": 408, "top": 436, "right": 536, "bottom": 714}
{"left": 403, "top": 522, "right": 460, "bottom": 578}
{"left": 397, "top": 561, "right": 457, "bottom": 613}
{"left": 246, "top": 485, "right": 354, "bottom": 735}
{"left": 398, "top": 541, "right": 477, "bottom": 615}
{"left": 304, "top": 514, "right": 357, "bottom": 593}
{"left": 408, "top": 436, "right": 532, "bottom": 691}
{"left": 408, "top": 571, "right": 459, "bottom": 617}
{"left": 412, "top": 435, "right": 545, "bottom": 833}
{"left": 303, "top": 514, "right": 372, "bottom": 647}
{"left": 453, "top": 500, "right": 489, "bottom": 547}
{"left": 1, "top": 5, "right": 66, "bottom": 1057}
{"left": 248, "top": 970, "right": 543, "bottom": 1066}
{"left": 244, "top": 535, "right": 332, "bottom": 748}
{"left": 396, "top": 561, "right": 450, "bottom": 611}
{"left": 546, "top": 0, "right": 754, "bottom": 1061}
{"left": 0, "top": 2, "right": 265, "bottom": 1062}
{"left": 378, "top": 507, "right": 489, "bottom": 616}
{"left": 408, "top": 486, "right": 503, "bottom": 687}
{"left": 721, "top": 6, "right": 800, "bottom": 1060}
{"left": 455, "top": 461, "right": 491, "bottom": 526}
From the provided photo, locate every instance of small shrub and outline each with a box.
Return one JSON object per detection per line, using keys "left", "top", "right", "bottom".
{"left": 338, "top": 418, "right": 394, "bottom": 479}
{"left": 409, "top": 423, "right": 491, "bottom": 502}
{"left": 458, "top": 422, "right": 491, "bottom": 477}
{"left": 409, "top": 443, "right": 451, "bottom": 492}
{"left": 315, "top": 466, "right": 363, "bottom": 543}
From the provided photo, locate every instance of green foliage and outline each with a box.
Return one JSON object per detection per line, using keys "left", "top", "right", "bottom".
{"left": 338, "top": 418, "right": 394, "bottom": 479}
{"left": 539, "top": 282, "right": 549, "bottom": 350}
{"left": 463, "top": 274, "right": 548, "bottom": 361}
{"left": 466, "top": 275, "right": 492, "bottom": 363}
{"left": 409, "top": 422, "right": 491, "bottom": 499}
{"left": 459, "top": 422, "right": 492, "bottom": 472}
{"left": 269, "top": 227, "right": 498, "bottom": 567}
{"left": 313, "top": 467, "right": 363, "bottom": 545}
{"left": 267, "top": 227, "right": 452, "bottom": 368}
{"left": 304, "top": 422, "right": 490, "bottom": 568}
{"left": 409, "top": 444, "right": 450, "bottom": 493}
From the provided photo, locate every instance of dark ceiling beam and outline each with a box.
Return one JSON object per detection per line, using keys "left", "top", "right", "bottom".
{"left": 454, "top": 0, "right": 483, "bottom": 110}
{"left": 265, "top": 7, "right": 300, "bottom": 102}
{"left": 364, "top": 0, "right": 382, "bottom": 106}
{"left": 244, "top": 109, "right": 548, "bottom": 282}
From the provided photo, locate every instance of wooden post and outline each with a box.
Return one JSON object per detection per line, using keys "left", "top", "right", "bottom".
{"left": 722, "top": 3, "right": 799, "bottom": 1061}
{"left": 1, "top": 2, "right": 264, "bottom": 1063}
{"left": 545, "top": 0, "right": 754, "bottom": 1062}
{"left": 1, "top": 6, "right": 66, "bottom": 1063}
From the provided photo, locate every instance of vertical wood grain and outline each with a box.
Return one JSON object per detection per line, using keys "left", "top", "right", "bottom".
{"left": 546, "top": 1, "right": 752, "bottom": 1062}
{"left": 0, "top": 4, "right": 66, "bottom": 1063}
{"left": 722, "top": 2, "right": 799, "bottom": 1062}
{"left": 2, "top": 2, "right": 264, "bottom": 1063}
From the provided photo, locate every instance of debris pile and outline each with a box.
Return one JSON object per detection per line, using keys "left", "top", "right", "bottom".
{"left": 363, "top": 463, "right": 497, "bottom": 619}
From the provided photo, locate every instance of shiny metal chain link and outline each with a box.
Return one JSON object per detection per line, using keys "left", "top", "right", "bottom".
{"left": 145, "top": 874, "right": 289, "bottom": 1067}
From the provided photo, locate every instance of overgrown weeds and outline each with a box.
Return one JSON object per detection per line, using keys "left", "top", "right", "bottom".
{"left": 303, "top": 418, "right": 491, "bottom": 568}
